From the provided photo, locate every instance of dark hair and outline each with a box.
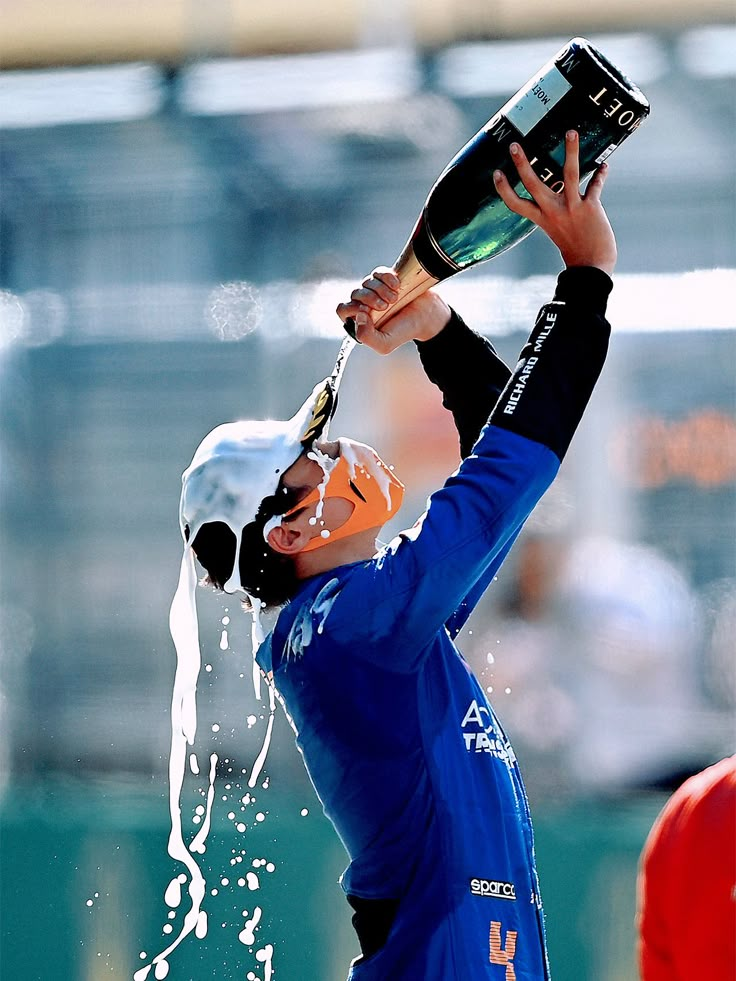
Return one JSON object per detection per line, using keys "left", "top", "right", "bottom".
{"left": 187, "top": 482, "right": 303, "bottom": 610}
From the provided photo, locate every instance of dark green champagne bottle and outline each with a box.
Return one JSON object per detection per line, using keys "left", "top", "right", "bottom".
{"left": 415, "top": 36, "right": 650, "bottom": 275}
{"left": 345, "top": 37, "right": 650, "bottom": 336}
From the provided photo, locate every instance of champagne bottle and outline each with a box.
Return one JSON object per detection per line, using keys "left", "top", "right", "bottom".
{"left": 346, "top": 36, "right": 650, "bottom": 335}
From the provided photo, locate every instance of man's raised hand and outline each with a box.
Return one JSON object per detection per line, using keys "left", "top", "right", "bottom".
{"left": 493, "top": 130, "right": 617, "bottom": 276}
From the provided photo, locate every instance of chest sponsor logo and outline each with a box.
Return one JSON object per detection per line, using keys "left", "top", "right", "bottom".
{"left": 470, "top": 877, "right": 517, "bottom": 900}
{"left": 460, "top": 699, "right": 516, "bottom": 765}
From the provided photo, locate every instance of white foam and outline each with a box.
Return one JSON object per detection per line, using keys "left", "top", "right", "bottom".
{"left": 338, "top": 438, "right": 394, "bottom": 510}
{"left": 195, "top": 910, "right": 208, "bottom": 940}
{"left": 164, "top": 877, "right": 182, "bottom": 909}
{"left": 189, "top": 754, "right": 218, "bottom": 854}
{"left": 247, "top": 683, "right": 276, "bottom": 789}
{"left": 262, "top": 513, "right": 283, "bottom": 541}
{"left": 255, "top": 944, "right": 274, "bottom": 981}
{"left": 305, "top": 446, "right": 338, "bottom": 522}
{"left": 238, "top": 906, "right": 262, "bottom": 946}
{"left": 135, "top": 552, "right": 208, "bottom": 980}
{"left": 249, "top": 596, "right": 265, "bottom": 698}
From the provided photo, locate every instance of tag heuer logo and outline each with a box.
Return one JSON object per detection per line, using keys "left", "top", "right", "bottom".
{"left": 469, "top": 877, "right": 516, "bottom": 900}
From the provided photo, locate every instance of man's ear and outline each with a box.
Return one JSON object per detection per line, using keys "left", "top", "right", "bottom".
{"left": 267, "top": 521, "right": 310, "bottom": 556}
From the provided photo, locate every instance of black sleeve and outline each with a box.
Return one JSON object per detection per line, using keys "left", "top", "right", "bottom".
{"left": 414, "top": 309, "right": 512, "bottom": 458}
{"left": 490, "top": 266, "right": 613, "bottom": 462}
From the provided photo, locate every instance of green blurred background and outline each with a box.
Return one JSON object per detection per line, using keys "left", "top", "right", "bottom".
{"left": 1, "top": 775, "right": 667, "bottom": 980}
{"left": 1, "top": 1, "right": 734, "bottom": 979}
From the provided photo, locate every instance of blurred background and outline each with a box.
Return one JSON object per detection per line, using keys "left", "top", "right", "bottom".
{"left": 0, "top": 1, "right": 734, "bottom": 978}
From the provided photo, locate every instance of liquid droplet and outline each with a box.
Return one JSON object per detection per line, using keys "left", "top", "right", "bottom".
{"left": 255, "top": 943, "right": 274, "bottom": 980}
{"left": 164, "top": 878, "right": 182, "bottom": 909}
{"left": 238, "top": 906, "right": 262, "bottom": 945}
{"left": 195, "top": 910, "right": 208, "bottom": 940}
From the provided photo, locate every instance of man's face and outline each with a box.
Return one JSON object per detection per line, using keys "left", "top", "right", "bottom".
{"left": 269, "top": 437, "right": 405, "bottom": 556}
{"left": 281, "top": 440, "right": 340, "bottom": 503}
{"left": 278, "top": 440, "right": 355, "bottom": 541}
{"left": 280, "top": 439, "right": 338, "bottom": 498}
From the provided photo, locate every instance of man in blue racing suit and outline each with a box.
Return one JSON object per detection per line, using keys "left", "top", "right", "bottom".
{"left": 181, "top": 134, "right": 617, "bottom": 979}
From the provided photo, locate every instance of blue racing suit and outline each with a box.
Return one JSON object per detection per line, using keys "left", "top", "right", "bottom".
{"left": 256, "top": 267, "right": 613, "bottom": 980}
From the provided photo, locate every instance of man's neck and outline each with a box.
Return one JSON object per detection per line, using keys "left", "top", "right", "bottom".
{"left": 293, "top": 527, "right": 381, "bottom": 580}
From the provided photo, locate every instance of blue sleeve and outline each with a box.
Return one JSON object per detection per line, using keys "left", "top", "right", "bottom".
{"left": 318, "top": 268, "right": 611, "bottom": 669}
{"left": 443, "top": 534, "right": 518, "bottom": 641}
{"left": 319, "top": 426, "right": 559, "bottom": 668}
{"left": 414, "top": 310, "right": 515, "bottom": 638}
{"left": 413, "top": 267, "right": 612, "bottom": 639}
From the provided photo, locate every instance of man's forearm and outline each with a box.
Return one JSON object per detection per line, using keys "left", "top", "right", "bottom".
{"left": 490, "top": 266, "right": 612, "bottom": 462}
{"left": 415, "top": 310, "right": 512, "bottom": 458}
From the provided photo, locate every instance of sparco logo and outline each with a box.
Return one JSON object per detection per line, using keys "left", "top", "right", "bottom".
{"left": 470, "top": 877, "right": 517, "bottom": 901}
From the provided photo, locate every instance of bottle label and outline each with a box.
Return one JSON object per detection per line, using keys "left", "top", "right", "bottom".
{"left": 595, "top": 143, "right": 617, "bottom": 165}
{"left": 502, "top": 64, "right": 571, "bottom": 137}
